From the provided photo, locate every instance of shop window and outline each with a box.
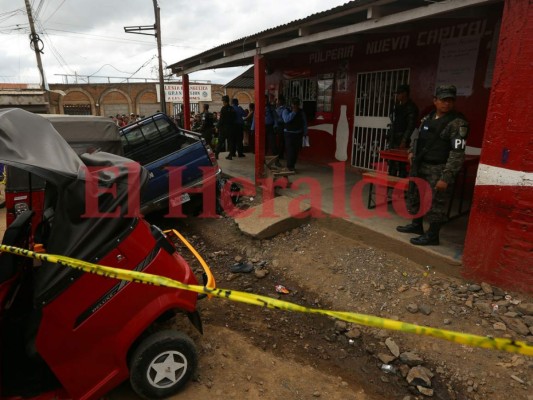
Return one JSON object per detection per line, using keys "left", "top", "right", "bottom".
{"left": 317, "top": 74, "right": 334, "bottom": 113}
{"left": 281, "top": 75, "right": 335, "bottom": 121}
{"left": 281, "top": 78, "right": 318, "bottom": 121}
{"left": 282, "top": 78, "right": 316, "bottom": 102}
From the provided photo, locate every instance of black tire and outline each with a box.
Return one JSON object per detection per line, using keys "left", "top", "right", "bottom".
{"left": 129, "top": 330, "right": 197, "bottom": 399}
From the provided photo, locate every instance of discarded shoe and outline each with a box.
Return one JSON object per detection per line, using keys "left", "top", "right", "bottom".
{"left": 230, "top": 262, "right": 254, "bottom": 273}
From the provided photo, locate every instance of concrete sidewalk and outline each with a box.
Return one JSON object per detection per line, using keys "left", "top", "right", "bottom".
{"left": 216, "top": 153, "right": 469, "bottom": 278}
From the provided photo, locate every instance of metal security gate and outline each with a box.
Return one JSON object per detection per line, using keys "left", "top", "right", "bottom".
{"left": 173, "top": 103, "right": 200, "bottom": 115}
{"left": 352, "top": 69, "right": 410, "bottom": 170}
{"left": 63, "top": 104, "right": 91, "bottom": 115}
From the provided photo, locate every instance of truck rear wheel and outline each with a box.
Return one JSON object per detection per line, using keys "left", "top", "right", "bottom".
{"left": 129, "top": 330, "right": 197, "bottom": 399}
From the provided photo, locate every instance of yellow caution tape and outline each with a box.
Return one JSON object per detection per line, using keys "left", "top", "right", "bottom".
{"left": 0, "top": 243, "right": 531, "bottom": 357}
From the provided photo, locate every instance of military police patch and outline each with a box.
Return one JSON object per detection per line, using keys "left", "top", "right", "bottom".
{"left": 453, "top": 138, "right": 466, "bottom": 150}
{"left": 459, "top": 126, "right": 468, "bottom": 137}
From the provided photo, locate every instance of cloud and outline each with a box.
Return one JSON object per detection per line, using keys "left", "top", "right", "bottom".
{"left": 0, "top": 0, "right": 348, "bottom": 84}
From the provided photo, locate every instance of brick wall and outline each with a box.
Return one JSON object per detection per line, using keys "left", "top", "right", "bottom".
{"left": 48, "top": 83, "right": 253, "bottom": 116}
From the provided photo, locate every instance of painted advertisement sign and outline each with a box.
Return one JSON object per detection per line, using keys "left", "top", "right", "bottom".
{"left": 158, "top": 84, "right": 212, "bottom": 102}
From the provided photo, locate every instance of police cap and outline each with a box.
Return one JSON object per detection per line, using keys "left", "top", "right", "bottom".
{"left": 435, "top": 85, "right": 457, "bottom": 100}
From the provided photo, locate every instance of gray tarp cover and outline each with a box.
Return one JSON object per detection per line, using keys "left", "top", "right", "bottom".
{"left": 40, "top": 114, "right": 123, "bottom": 155}
{"left": 0, "top": 108, "right": 148, "bottom": 305}
{"left": 0, "top": 108, "right": 83, "bottom": 184}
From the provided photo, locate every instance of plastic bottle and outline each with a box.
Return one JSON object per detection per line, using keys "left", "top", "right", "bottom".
{"left": 335, "top": 105, "right": 349, "bottom": 161}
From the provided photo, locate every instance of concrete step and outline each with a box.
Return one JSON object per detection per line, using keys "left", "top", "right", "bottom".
{"left": 235, "top": 195, "right": 310, "bottom": 239}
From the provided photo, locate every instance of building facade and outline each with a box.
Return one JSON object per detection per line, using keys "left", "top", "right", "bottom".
{"left": 169, "top": 0, "right": 532, "bottom": 293}
{"left": 0, "top": 82, "right": 254, "bottom": 118}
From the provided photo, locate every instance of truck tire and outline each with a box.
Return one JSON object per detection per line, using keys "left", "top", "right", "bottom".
{"left": 129, "top": 330, "right": 197, "bottom": 399}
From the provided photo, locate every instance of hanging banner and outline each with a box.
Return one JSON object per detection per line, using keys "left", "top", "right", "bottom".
{"left": 435, "top": 35, "right": 481, "bottom": 96}
{"left": 157, "top": 84, "right": 212, "bottom": 102}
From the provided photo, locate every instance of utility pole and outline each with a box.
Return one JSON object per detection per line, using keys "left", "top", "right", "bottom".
{"left": 24, "top": 0, "right": 50, "bottom": 110}
{"left": 124, "top": 0, "right": 166, "bottom": 114}
{"left": 153, "top": 0, "right": 166, "bottom": 114}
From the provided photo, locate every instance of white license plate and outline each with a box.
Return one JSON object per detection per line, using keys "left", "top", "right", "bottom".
{"left": 169, "top": 193, "right": 190, "bottom": 207}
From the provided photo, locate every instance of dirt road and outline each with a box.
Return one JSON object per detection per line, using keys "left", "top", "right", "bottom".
{"left": 110, "top": 212, "right": 532, "bottom": 400}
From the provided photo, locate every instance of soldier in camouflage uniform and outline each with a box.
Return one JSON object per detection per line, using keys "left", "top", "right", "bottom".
{"left": 396, "top": 85, "right": 469, "bottom": 246}
{"left": 388, "top": 84, "right": 419, "bottom": 177}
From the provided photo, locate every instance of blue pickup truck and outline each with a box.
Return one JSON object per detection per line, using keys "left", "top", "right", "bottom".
{"left": 119, "top": 113, "right": 221, "bottom": 214}
{"left": 4, "top": 112, "right": 221, "bottom": 235}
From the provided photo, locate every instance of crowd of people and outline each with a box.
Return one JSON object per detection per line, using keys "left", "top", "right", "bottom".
{"left": 110, "top": 113, "right": 144, "bottom": 127}
{"left": 188, "top": 85, "right": 468, "bottom": 248}
{"left": 107, "top": 84, "right": 466, "bottom": 248}
{"left": 188, "top": 94, "right": 307, "bottom": 172}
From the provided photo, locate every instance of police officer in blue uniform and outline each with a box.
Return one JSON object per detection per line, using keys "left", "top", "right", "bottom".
{"left": 281, "top": 97, "right": 307, "bottom": 172}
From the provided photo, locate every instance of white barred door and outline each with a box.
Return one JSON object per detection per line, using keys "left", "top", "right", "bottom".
{"left": 352, "top": 69, "right": 410, "bottom": 170}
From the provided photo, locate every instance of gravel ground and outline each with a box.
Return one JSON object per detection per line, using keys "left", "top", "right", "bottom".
{"left": 110, "top": 201, "right": 533, "bottom": 400}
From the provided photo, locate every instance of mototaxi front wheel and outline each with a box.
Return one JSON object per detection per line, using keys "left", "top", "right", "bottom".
{"left": 129, "top": 330, "right": 197, "bottom": 399}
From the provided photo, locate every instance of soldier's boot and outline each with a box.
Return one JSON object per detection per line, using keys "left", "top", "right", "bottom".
{"left": 396, "top": 217, "right": 424, "bottom": 235}
{"left": 410, "top": 222, "right": 441, "bottom": 246}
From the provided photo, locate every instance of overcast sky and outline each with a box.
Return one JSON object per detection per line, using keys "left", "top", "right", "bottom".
{"left": 0, "top": 0, "right": 348, "bottom": 85}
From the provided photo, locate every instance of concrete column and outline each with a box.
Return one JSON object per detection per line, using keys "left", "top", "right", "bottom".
{"left": 254, "top": 55, "right": 266, "bottom": 185}
{"left": 463, "top": 0, "right": 533, "bottom": 293}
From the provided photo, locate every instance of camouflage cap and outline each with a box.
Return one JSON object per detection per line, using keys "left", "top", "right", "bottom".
{"left": 435, "top": 85, "right": 457, "bottom": 100}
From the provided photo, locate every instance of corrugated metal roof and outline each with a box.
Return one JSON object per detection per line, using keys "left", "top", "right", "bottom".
{"left": 223, "top": 66, "right": 255, "bottom": 89}
{"left": 214, "top": 1, "right": 365, "bottom": 54}
{"left": 170, "top": 0, "right": 370, "bottom": 68}
{"left": 170, "top": 0, "right": 494, "bottom": 75}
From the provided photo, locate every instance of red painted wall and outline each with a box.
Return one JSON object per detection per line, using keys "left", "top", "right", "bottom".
{"left": 267, "top": 4, "right": 502, "bottom": 166}
{"left": 463, "top": 0, "right": 533, "bottom": 293}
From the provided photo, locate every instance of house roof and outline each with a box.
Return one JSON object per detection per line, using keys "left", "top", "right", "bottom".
{"left": 169, "top": 0, "right": 496, "bottom": 76}
{"left": 223, "top": 66, "right": 255, "bottom": 89}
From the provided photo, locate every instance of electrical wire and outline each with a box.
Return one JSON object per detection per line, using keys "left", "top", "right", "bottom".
{"left": 87, "top": 63, "right": 135, "bottom": 77}
{"left": 34, "top": 0, "right": 44, "bottom": 19}
{"left": 0, "top": 9, "right": 25, "bottom": 25}
{"left": 120, "top": 55, "right": 158, "bottom": 82}
{"left": 35, "top": 18, "right": 74, "bottom": 75}
{"left": 43, "top": 0, "right": 66, "bottom": 25}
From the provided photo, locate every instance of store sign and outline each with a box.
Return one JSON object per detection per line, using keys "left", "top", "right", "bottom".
{"left": 365, "top": 19, "right": 488, "bottom": 55}
{"left": 309, "top": 45, "right": 354, "bottom": 64}
{"left": 157, "top": 84, "right": 212, "bottom": 102}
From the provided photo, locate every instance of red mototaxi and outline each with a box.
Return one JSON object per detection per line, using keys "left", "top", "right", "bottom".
{"left": 0, "top": 108, "right": 215, "bottom": 399}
